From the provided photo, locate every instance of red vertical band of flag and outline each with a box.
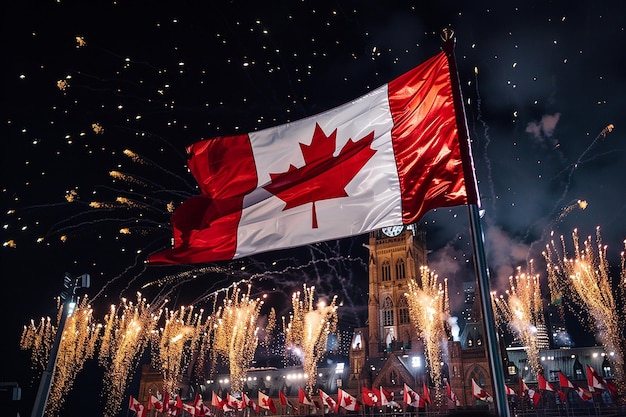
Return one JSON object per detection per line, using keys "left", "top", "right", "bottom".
{"left": 388, "top": 52, "right": 468, "bottom": 224}
{"left": 149, "top": 51, "right": 472, "bottom": 265}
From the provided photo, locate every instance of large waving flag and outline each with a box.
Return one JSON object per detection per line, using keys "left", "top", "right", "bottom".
{"left": 585, "top": 365, "right": 608, "bottom": 393}
{"left": 150, "top": 50, "right": 474, "bottom": 265}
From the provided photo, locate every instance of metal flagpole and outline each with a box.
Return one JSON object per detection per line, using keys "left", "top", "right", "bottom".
{"left": 441, "top": 29, "right": 511, "bottom": 417}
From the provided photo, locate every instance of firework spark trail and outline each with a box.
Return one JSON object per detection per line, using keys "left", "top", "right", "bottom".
{"left": 548, "top": 124, "right": 614, "bottom": 221}
{"left": 526, "top": 199, "right": 587, "bottom": 263}
{"left": 20, "top": 298, "right": 100, "bottom": 416}
{"left": 543, "top": 227, "right": 625, "bottom": 395}
{"left": 473, "top": 67, "right": 497, "bottom": 215}
{"left": 121, "top": 149, "right": 198, "bottom": 192}
{"left": 491, "top": 265, "right": 544, "bottom": 377}
{"left": 405, "top": 266, "right": 449, "bottom": 402}
{"left": 284, "top": 284, "right": 338, "bottom": 395}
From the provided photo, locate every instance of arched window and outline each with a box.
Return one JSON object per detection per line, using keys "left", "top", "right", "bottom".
{"left": 395, "top": 259, "right": 406, "bottom": 280}
{"left": 381, "top": 260, "right": 391, "bottom": 281}
{"left": 398, "top": 296, "right": 410, "bottom": 324}
{"left": 382, "top": 296, "right": 394, "bottom": 326}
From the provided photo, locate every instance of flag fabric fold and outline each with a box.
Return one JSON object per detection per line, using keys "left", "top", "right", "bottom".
{"left": 150, "top": 50, "right": 473, "bottom": 265}
{"left": 337, "top": 388, "right": 360, "bottom": 411}
{"left": 504, "top": 385, "right": 516, "bottom": 396}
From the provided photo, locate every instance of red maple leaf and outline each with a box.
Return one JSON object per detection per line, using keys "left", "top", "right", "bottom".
{"left": 343, "top": 395, "right": 353, "bottom": 406}
{"left": 263, "top": 123, "right": 376, "bottom": 228}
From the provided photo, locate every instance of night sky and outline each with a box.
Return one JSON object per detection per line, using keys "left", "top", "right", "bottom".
{"left": 2, "top": 1, "right": 625, "bottom": 416}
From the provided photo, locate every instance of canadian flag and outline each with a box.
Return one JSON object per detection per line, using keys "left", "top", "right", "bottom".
{"left": 403, "top": 383, "right": 423, "bottom": 408}
{"left": 521, "top": 379, "right": 540, "bottom": 405}
{"left": 149, "top": 394, "right": 164, "bottom": 412}
{"left": 577, "top": 386, "right": 593, "bottom": 402}
{"left": 422, "top": 381, "right": 431, "bottom": 405}
{"left": 279, "top": 390, "right": 296, "bottom": 409}
{"left": 586, "top": 365, "right": 606, "bottom": 392}
{"left": 361, "top": 387, "right": 378, "bottom": 407}
{"left": 378, "top": 386, "right": 393, "bottom": 406}
{"left": 149, "top": 50, "right": 473, "bottom": 265}
{"left": 129, "top": 396, "right": 146, "bottom": 417}
{"left": 472, "top": 379, "right": 493, "bottom": 403}
{"left": 211, "top": 392, "right": 224, "bottom": 408}
{"left": 258, "top": 391, "right": 276, "bottom": 413}
{"left": 182, "top": 403, "right": 196, "bottom": 416}
{"left": 227, "top": 393, "right": 242, "bottom": 410}
{"left": 538, "top": 372, "right": 556, "bottom": 392}
{"left": 446, "top": 380, "right": 458, "bottom": 403}
{"left": 558, "top": 371, "right": 575, "bottom": 389}
{"left": 504, "top": 385, "right": 516, "bottom": 396}
{"left": 337, "top": 388, "right": 361, "bottom": 411}
{"left": 193, "top": 393, "right": 211, "bottom": 417}
{"left": 299, "top": 387, "right": 316, "bottom": 406}
{"left": 319, "top": 388, "right": 337, "bottom": 413}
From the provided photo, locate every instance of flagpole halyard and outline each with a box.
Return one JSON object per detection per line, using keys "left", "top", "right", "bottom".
{"left": 441, "top": 28, "right": 511, "bottom": 417}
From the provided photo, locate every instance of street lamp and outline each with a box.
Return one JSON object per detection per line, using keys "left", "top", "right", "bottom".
{"left": 30, "top": 273, "right": 90, "bottom": 417}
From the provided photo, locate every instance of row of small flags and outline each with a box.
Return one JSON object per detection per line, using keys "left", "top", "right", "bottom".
{"left": 472, "top": 365, "right": 617, "bottom": 406}
{"left": 129, "top": 382, "right": 435, "bottom": 417}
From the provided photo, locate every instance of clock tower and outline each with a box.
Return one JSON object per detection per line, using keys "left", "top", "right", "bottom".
{"left": 367, "top": 225, "right": 427, "bottom": 357}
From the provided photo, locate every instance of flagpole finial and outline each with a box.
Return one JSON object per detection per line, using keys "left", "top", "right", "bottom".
{"left": 440, "top": 27, "right": 456, "bottom": 53}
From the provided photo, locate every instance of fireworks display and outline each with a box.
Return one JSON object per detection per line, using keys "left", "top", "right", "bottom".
{"left": 4, "top": 1, "right": 626, "bottom": 416}
{"left": 491, "top": 264, "right": 545, "bottom": 377}
{"left": 283, "top": 284, "right": 338, "bottom": 394}
{"left": 211, "top": 285, "right": 264, "bottom": 394}
{"left": 405, "top": 266, "right": 450, "bottom": 401}
{"left": 543, "top": 227, "right": 626, "bottom": 395}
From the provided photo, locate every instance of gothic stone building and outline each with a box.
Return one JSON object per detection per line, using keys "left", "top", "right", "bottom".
{"left": 348, "top": 225, "right": 494, "bottom": 410}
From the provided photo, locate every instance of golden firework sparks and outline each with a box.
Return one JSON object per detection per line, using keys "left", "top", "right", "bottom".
{"left": 99, "top": 293, "right": 161, "bottom": 417}
{"left": 543, "top": 227, "right": 626, "bottom": 396}
{"left": 211, "top": 284, "right": 264, "bottom": 393}
{"left": 405, "top": 266, "right": 449, "bottom": 397}
{"left": 284, "top": 284, "right": 338, "bottom": 395}
{"left": 491, "top": 265, "right": 544, "bottom": 377}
